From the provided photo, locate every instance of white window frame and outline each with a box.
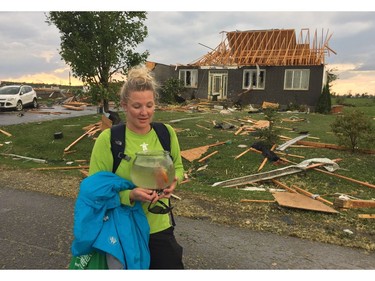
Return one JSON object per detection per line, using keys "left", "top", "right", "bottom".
{"left": 284, "top": 69, "right": 310, "bottom": 90}
{"left": 179, "top": 69, "right": 198, "bottom": 88}
{"left": 243, "top": 69, "right": 265, "bottom": 90}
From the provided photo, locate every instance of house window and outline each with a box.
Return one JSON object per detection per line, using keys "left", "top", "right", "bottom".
{"left": 284, "top": 69, "right": 310, "bottom": 90}
{"left": 179, "top": 69, "right": 198, "bottom": 88}
{"left": 243, "top": 69, "right": 265, "bottom": 90}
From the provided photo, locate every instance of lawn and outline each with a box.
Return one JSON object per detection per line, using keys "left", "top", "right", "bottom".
{"left": 1, "top": 97, "right": 374, "bottom": 251}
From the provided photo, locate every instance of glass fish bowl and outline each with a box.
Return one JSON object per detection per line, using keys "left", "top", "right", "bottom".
{"left": 130, "top": 150, "right": 175, "bottom": 189}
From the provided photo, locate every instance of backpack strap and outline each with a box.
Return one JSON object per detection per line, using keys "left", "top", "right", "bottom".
{"left": 110, "top": 122, "right": 131, "bottom": 174}
{"left": 151, "top": 122, "right": 171, "bottom": 153}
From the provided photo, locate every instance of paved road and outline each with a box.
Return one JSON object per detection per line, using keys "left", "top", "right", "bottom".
{"left": 0, "top": 187, "right": 374, "bottom": 270}
{"left": 0, "top": 105, "right": 99, "bottom": 126}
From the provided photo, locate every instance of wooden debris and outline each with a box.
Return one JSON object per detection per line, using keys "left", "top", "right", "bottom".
{"left": 64, "top": 126, "right": 97, "bottom": 152}
{"left": 296, "top": 140, "right": 375, "bottom": 154}
{"left": 271, "top": 179, "right": 298, "bottom": 193}
{"left": 334, "top": 198, "right": 375, "bottom": 209}
{"left": 290, "top": 183, "right": 333, "bottom": 206}
{"left": 262, "top": 101, "right": 279, "bottom": 109}
{"left": 198, "top": 150, "right": 218, "bottom": 163}
{"left": 181, "top": 140, "right": 230, "bottom": 162}
{"left": 32, "top": 165, "right": 89, "bottom": 171}
{"left": 100, "top": 114, "right": 112, "bottom": 131}
{"left": 257, "top": 144, "right": 276, "bottom": 171}
{"left": 62, "top": 104, "right": 85, "bottom": 111}
{"left": 0, "top": 128, "right": 12, "bottom": 137}
{"left": 273, "top": 192, "right": 339, "bottom": 213}
{"left": 181, "top": 146, "right": 210, "bottom": 162}
{"left": 240, "top": 199, "right": 275, "bottom": 203}
{"left": 358, "top": 214, "right": 375, "bottom": 219}
{"left": 234, "top": 147, "right": 253, "bottom": 160}
{"left": 196, "top": 124, "right": 210, "bottom": 130}
{"left": 313, "top": 168, "right": 375, "bottom": 189}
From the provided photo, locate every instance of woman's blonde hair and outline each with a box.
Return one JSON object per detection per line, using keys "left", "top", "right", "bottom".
{"left": 119, "top": 65, "right": 159, "bottom": 103}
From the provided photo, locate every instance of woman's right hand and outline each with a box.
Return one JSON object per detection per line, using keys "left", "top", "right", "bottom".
{"left": 129, "top": 188, "right": 159, "bottom": 203}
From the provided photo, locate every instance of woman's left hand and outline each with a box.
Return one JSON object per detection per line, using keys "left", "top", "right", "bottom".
{"left": 158, "top": 177, "right": 177, "bottom": 199}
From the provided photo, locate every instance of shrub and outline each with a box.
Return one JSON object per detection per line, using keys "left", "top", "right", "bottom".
{"left": 330, "top": 109, "right": 375, "bottom": 152}
{"left": 159, "top": 78, "right": 185, "bottom": 104}
{"left": 316, "top": 83, "right": 332, "bottom": 114}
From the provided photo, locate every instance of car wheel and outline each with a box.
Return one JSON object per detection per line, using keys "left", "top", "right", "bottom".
{"left": 32, "top": 98, "right": 38, "bottom": 108}
{"left": 16, "top": 100, "right": 23, "bottom": 111}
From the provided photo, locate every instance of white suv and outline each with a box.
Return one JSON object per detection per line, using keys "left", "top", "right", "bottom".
{"left": 0, "top": 85, "right": 38, "bottom": 111}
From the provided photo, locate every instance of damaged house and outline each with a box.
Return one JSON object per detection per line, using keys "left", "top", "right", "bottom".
{"left": 149, "top": 28, "right": 336, "bottom": 111}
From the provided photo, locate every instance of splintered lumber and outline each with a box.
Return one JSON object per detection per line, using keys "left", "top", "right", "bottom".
{"left": 198, "top": 150, "right": 218, "bottom": 162}
{"left": 334, "top": 198, "right": 375, "bottom": 209}
{"left": 272, "top": 192, "right": 339, "bottom": 213}
{"left": 234, "top": 147, "right": 253, "bottom": 160}
{"left": 313, "top": 168, "right": 375, "bottom": 189}
{"left": 358, "top": 214, "right": 375, "bottom": 219}
{"left": 101, "top": 114, "right": 112, "bottom": 131}
{"left": 271, "top": 179, "right": 298, "bottom": 193}
{"left": 64, "top": 126, "right": 97, "bottom": 152}
{"left": 240, "top": 199, "right": 275, "bottom": 203}
{"left": 258, "top": 144, "right": 276, "bottom": 171}
{"left": 296, "top": 140, "right": 375, "bottom": 154}
{"left": 181, "top": 146, "right": 209, "bottom": 162}
{"left": 62, "top": 104, "right": 85, "bottom": 111}
{"left": 290, "top": 183, "right": 333, "bottom": 206}
{"left": 181, "top": 140, "right": 230, "bottom": 162}
{"left": 32, "top": 165, "right": 89, "bottom": 171}
{"left": 0, "top": 129, "right": 12, "bottom": 137}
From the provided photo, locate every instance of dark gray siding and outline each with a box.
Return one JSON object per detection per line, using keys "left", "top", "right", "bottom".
{"left": 153, "top": 64, "right": 325, "bottom": 110}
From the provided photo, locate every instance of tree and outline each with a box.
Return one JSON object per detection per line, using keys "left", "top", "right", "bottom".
{"left": 46, "top": 12, "right": 149, "bottom": 112}
{"left": 330, "top": 109, "right": 374, "bottom": 152}
{"left": 316, "top": 83, "right": 332, "bottom": 114}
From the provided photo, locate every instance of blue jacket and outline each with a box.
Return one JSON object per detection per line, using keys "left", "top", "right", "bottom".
{"left": 71, "top": 171, "right": 150, "bottom": 269}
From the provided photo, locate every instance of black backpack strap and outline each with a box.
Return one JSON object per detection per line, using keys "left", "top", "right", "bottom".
{"left": 110, "top": 122, "right": 131, "bottom": 173}
{"left": 151, "top": 122, "right": 171, "bottom": 153}
{"left": 150, "top": 122, "right": 176, "bottom": 226}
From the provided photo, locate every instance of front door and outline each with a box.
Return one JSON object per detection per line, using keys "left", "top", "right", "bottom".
{"left": 208, "top": 72, "right": 228, "bottom": 101}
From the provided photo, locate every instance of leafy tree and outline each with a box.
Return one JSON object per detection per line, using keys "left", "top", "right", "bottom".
{"left": 46, "top": 12, "right": 149, "bottom": 112}
{"left": 330, "top": 109, "right": 374, "bottom": 152}
{"left": 159, "top": 78, "right": 186, "bottom": 104}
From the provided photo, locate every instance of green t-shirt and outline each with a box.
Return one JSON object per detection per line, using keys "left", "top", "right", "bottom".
{"left": 88, "top": 123, "right": 185, "bottom": 234}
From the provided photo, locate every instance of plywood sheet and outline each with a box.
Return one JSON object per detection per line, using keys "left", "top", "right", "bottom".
{"left": 273, "top": 192, "right": 338, "bottom": 213}
{"left": 181, "top": 146, "right": 209, "bottom": 162}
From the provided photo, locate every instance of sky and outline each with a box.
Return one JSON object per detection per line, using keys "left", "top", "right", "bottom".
{"left": 1, "top": 2, "right": 375, "bottom": 96}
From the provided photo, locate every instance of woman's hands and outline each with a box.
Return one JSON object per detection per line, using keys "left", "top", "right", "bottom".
{"left": 129, "top": 177, "right": 178, "bottom": 203}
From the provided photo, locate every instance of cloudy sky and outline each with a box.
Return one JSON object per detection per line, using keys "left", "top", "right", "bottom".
{"left": 1, "top": 3, "right": 375, "bottom": 95}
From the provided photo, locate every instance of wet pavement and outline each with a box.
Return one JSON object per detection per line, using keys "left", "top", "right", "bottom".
{"left": 0, "top": 105, "right": 99, "bottom": 126}
{"left": 0, "top": 187, "right": 374, "bottom": 270}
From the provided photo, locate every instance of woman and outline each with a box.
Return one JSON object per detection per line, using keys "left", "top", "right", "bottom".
{"left": 88, "top": 65, "right": 185, "bottom": 269}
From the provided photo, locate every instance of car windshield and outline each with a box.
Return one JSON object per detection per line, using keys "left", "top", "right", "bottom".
{"left": 0, "top": 86, "right": 20, "bottom": 95}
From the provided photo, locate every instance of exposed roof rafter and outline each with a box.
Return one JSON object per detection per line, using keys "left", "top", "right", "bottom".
{"left": 188, "top": 28, "right": 336, "bottom": 67}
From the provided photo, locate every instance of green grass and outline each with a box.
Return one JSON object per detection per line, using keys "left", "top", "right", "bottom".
{"left": 1, "top": 98, "right": 374, "bottom": 250}
{"left": 1, "top": 102, "right": 374, "bottom": 196}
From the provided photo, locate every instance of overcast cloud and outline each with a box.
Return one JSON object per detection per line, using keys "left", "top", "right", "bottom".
{"left": 0, "top": 10, "right": 375, "bottom": 94}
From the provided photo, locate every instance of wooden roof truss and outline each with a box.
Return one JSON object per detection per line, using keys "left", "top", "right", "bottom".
{"left": 189, "top": 28, "right": 336, "bottom": 67}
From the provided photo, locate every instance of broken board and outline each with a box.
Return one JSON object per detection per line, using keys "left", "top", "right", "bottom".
{"left": 273, "top": 192, "right": 338, "bottom": 213}
{"left": 181, "top": 146, "right": 209, "bottom": 162}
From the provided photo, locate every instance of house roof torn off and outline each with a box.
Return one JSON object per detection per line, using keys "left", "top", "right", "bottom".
{"left": 189, "top": 28, "right": 336, "bottom": 67}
